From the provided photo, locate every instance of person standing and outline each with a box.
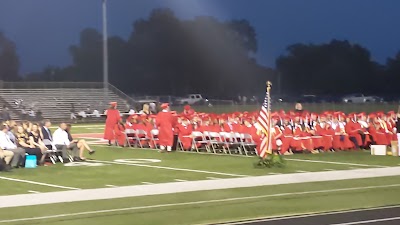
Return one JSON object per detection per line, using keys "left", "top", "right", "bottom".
{"left": 396, "top": 113, "right": 400, "bottom": 153}
{"left": 156, "top": 103, "right": 176, "bottom": 153}
{"left": 103, "top": 102, "right": 122, "bottom": 146}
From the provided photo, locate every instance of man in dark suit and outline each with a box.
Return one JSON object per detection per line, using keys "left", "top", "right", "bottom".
{"left": 41, "top": 119, "right": 53, "bottom": 149}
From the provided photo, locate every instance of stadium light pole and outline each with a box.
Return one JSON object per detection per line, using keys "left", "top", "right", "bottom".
{"left": 102, "top": 0, "right": 109, "bottom": 106}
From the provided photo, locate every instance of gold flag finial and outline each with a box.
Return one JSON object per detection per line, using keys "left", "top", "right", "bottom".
{"left": 266, "top": 81, "right": 272, "bottom": 91}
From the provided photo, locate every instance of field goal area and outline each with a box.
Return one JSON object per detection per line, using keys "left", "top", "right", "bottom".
{"left": 0, "top": 124, "right": 400, "bottom": 225}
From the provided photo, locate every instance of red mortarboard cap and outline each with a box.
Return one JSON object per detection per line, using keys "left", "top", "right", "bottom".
{"left": 161, "top": 103, "right": 169, "bottom": 109}
{"left": 369, "top": 114, "right": 376, "bottom": 119}
{"left": 184, "top": 105, "right": 191, "bottom": 110}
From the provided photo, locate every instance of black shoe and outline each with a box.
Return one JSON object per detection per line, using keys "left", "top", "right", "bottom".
{"left": 89, "top": 150, "right": 96, "bottom": 155}
{"left": 4, "top": 165, "right": 12, "bottom": 172}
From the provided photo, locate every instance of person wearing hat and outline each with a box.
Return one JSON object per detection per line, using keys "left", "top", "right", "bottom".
{"left": 103, "top": 102, "right": 124, "bottom": 146}
{"left": 155, "top": 103, "right": 177, "bottom": 152}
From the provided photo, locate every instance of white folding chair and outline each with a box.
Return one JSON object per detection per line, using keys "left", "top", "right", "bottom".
{"left": 124, "top": 129, "right": 136, "bottom": 147}
{"left": 219, "top": 132, "right": 240, "bottom": 154}
{"left": 150, "top": 129, "right": 159, "bottom": 149}
{"left": 42, "top": 139, "right": 63, "bottom": 164}
{"left": 191, "top": 131, "right": 209, "bottom": 152}
{"left": 206, "top": 131, "right": 225, "bottom": 154}
{"left": 240, "top": 133, "right": 257, "bottom": 156}
{"left": 136, "top": 129, "right": 149, "bottom": 148}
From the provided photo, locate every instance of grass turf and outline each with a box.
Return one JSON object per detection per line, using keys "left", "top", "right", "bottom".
{"left": 0, "top": 176, "right": 399, "bottom": 225}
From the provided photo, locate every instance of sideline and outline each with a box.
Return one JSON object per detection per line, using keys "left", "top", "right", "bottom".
{"left": 0, "top": 184, "right": 399, "bottom": 223}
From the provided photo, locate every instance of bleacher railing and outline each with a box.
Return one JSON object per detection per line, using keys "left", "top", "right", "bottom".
{"left": 0, "top": 81, "right": 103, "bottom": 89}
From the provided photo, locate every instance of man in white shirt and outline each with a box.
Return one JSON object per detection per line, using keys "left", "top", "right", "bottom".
{"left": 0, "top": 125, "right": 26, "bottom": 168}
{"left": 53, "top": 123, "right": 79, "bottom": 161}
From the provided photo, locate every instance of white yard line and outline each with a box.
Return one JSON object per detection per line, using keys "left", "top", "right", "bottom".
{"left": 1, "top": 166, "right": 400, "bottom": 209}
{"left": 141, "top": 182, "right": 155, "bottom": 185}
{"left": 105, "top": 185, "right": 118, "bottom": 188}
{"left": 1, "top": 184, "right": 399, "bottom": 223}
{"left": 206, "top": 177, "right": 221, "bottom": 180}
{"left": 174, "top": 179, "right": 188, "bottom": 182}
{"left": 323, "top": 169, "right": 336, "bottom": 171}
{"left": 295, "top": 170, "right": 309, "bottom": 173}
{"left": 0, "top": 176, "right": 80, "bottom": 191}
{"left": 329, "top": 217, "right": 400, "bottom": 225}
{"left": 286, "top": 158, "right": 388, "bottom": 168}
{"left": 27, "top": 190, "right": 41, "bottom": 194}
{"left": 267, "top": 173, "right": 282, "bottom": 175}
{"left": 89, "top": 159, "right": 248, "bottom": 177}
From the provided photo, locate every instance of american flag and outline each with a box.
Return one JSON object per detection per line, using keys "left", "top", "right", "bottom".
{"left": 257, "top": 82, "right": 272, "bottom": 159}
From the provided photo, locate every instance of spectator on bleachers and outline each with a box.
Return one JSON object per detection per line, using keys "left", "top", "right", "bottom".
{"left": 36, "top": 110, "right": 43, "bottom": 121}
{"left": 15, "top": 125, "right": 44, "bottom": 165}
{"left": 78, "top": 110, "right": 87, "bottom": 118}
{"left": 66, "top": 124, "right": 95, "bottom": 160}
{"left": 53, "top": 123, "right": 79, "bottom": 161}
{"left": 28, "top": 109, "right": 35, "bottom": 119}
{"left": 21, "top": 106, "right": 27, "bottom": 120}
{"left": 1, "top": 106, "right": 11, "bottom": 121}
{"left": 0, "top": 125, "right": 25, "bottom": 168}
{"left": 70, "top": 103, "right": 77, "bottom": 122}
{"left": 92, "top": 109, "right": 100, "bottom": 118}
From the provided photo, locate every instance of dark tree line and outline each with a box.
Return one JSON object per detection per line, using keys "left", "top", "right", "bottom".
{"left": 276, "top": 40, "right": 399, "bottom": 96}
{"left": 2, "top": 8, "right": 400, "bottom": 97}
{"left": 26, "top": 8, "right": 272, "bottom": 98}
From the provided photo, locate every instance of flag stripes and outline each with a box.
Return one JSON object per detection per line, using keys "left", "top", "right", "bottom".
{"left": 257, "top": 82, "right": 272, "bottom": 158}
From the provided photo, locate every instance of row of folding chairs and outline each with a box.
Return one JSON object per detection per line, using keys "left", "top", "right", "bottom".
{"left": 122, "top": 128, "right": 258, "bottom": 156}
{"left": 124, "top": 129, "right": 159, "bottom": 148}
{"left": 184, "top": 131, "right": 258, "bottom": 156}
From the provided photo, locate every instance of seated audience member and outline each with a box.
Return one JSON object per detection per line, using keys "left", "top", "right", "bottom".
{"left": 22, "top": 121, "right": 32, "bottom": 133}
{"left": 29, "top": 124, "right": 48, "bottom": 152}
{"left": 78, "top": 110, "right": 87, "bottom": 118}
{"left": 41, "top": 119, "right": 54, "bottom": 149}
{"left": 53, "top": 123, "right": 80, "bottom": 161}
{"left": 66, "top": 124, "right": 95, "bottom": 160}
{"left": 0, "top": 125, "right": 25, "bottom": 168}
{"left": 0, "top": 147, "right": 14, "bottom": 171}
{"left": 15, "top": 125, "right": 44, "bottom": 165}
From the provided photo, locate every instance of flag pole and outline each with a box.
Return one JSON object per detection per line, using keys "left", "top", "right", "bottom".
{"left": 266, "top": 81, "right": 272, "bottom": 155}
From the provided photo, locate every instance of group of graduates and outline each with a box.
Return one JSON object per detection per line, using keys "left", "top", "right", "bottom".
{"left": 103, "top": 102, "right": 400, "bottom": 155}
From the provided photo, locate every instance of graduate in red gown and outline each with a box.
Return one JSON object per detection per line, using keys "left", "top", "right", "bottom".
{"left": 177, "top": 117, "right": 193, "bottom": 150}
{"left": 103, "top": 102, "right": 125, "bottom": 146}
{"left": 156, "top": 103, "right": 177, "bottom": 152}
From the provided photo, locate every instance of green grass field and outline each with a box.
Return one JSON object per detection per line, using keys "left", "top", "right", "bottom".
{"left": 0, "top": 124, "right": 398, "bottom": 225}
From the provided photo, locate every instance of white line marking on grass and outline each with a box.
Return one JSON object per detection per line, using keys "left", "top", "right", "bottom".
{"left": 0, "top": 176, "right": 80, "bottom": 190}
{"left": 323, "top": 169, "right": 336, "bottom": 171}
{"left": 27, "top": 190, "right": 41, "bottom": 194}
{"left": 105, "top": 185, "right": 118, "bottom": 188}
{"left": 174, "top": 179, "right": 188, "bottom": 182}
{"left": 89, "top": 160, "right": 248, "bottom": 177}
{"left": 286, "top": 158, "right": 388, "bottom": 168}
{"left": 349, "top": 167, "right": 361, "bottom": 170}
{"left": 268, "top": 173, "right": 282, "bottom": 175}
{"left": 221, "top": 205, "right": 400, "bottom": 225}
{"left": 206, "top": 177, "right": 221, "bottom": 180}
{"left": 329, "top": 216, "right": 400, "bottom": 225}
{"left": 141, "top": 182, "right": 155, "bottom": 185}
{"left": 1, "top": 184, "right": 399, "bottom": 224}
{"left": 295, "top": 170, "right": 309, "bottom": 173}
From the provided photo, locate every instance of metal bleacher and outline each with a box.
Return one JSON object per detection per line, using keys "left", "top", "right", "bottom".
{"left": 0, "top": 82, "right": 134, "bottom": 120}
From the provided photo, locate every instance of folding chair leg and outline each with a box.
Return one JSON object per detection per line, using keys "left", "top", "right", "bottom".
{"left": 58, "top": 156, "right": 64, "bottom": 163}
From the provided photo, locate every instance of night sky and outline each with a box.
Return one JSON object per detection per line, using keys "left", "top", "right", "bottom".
{"left": 1, "top": 0, "right": 399, "bottom": 74}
